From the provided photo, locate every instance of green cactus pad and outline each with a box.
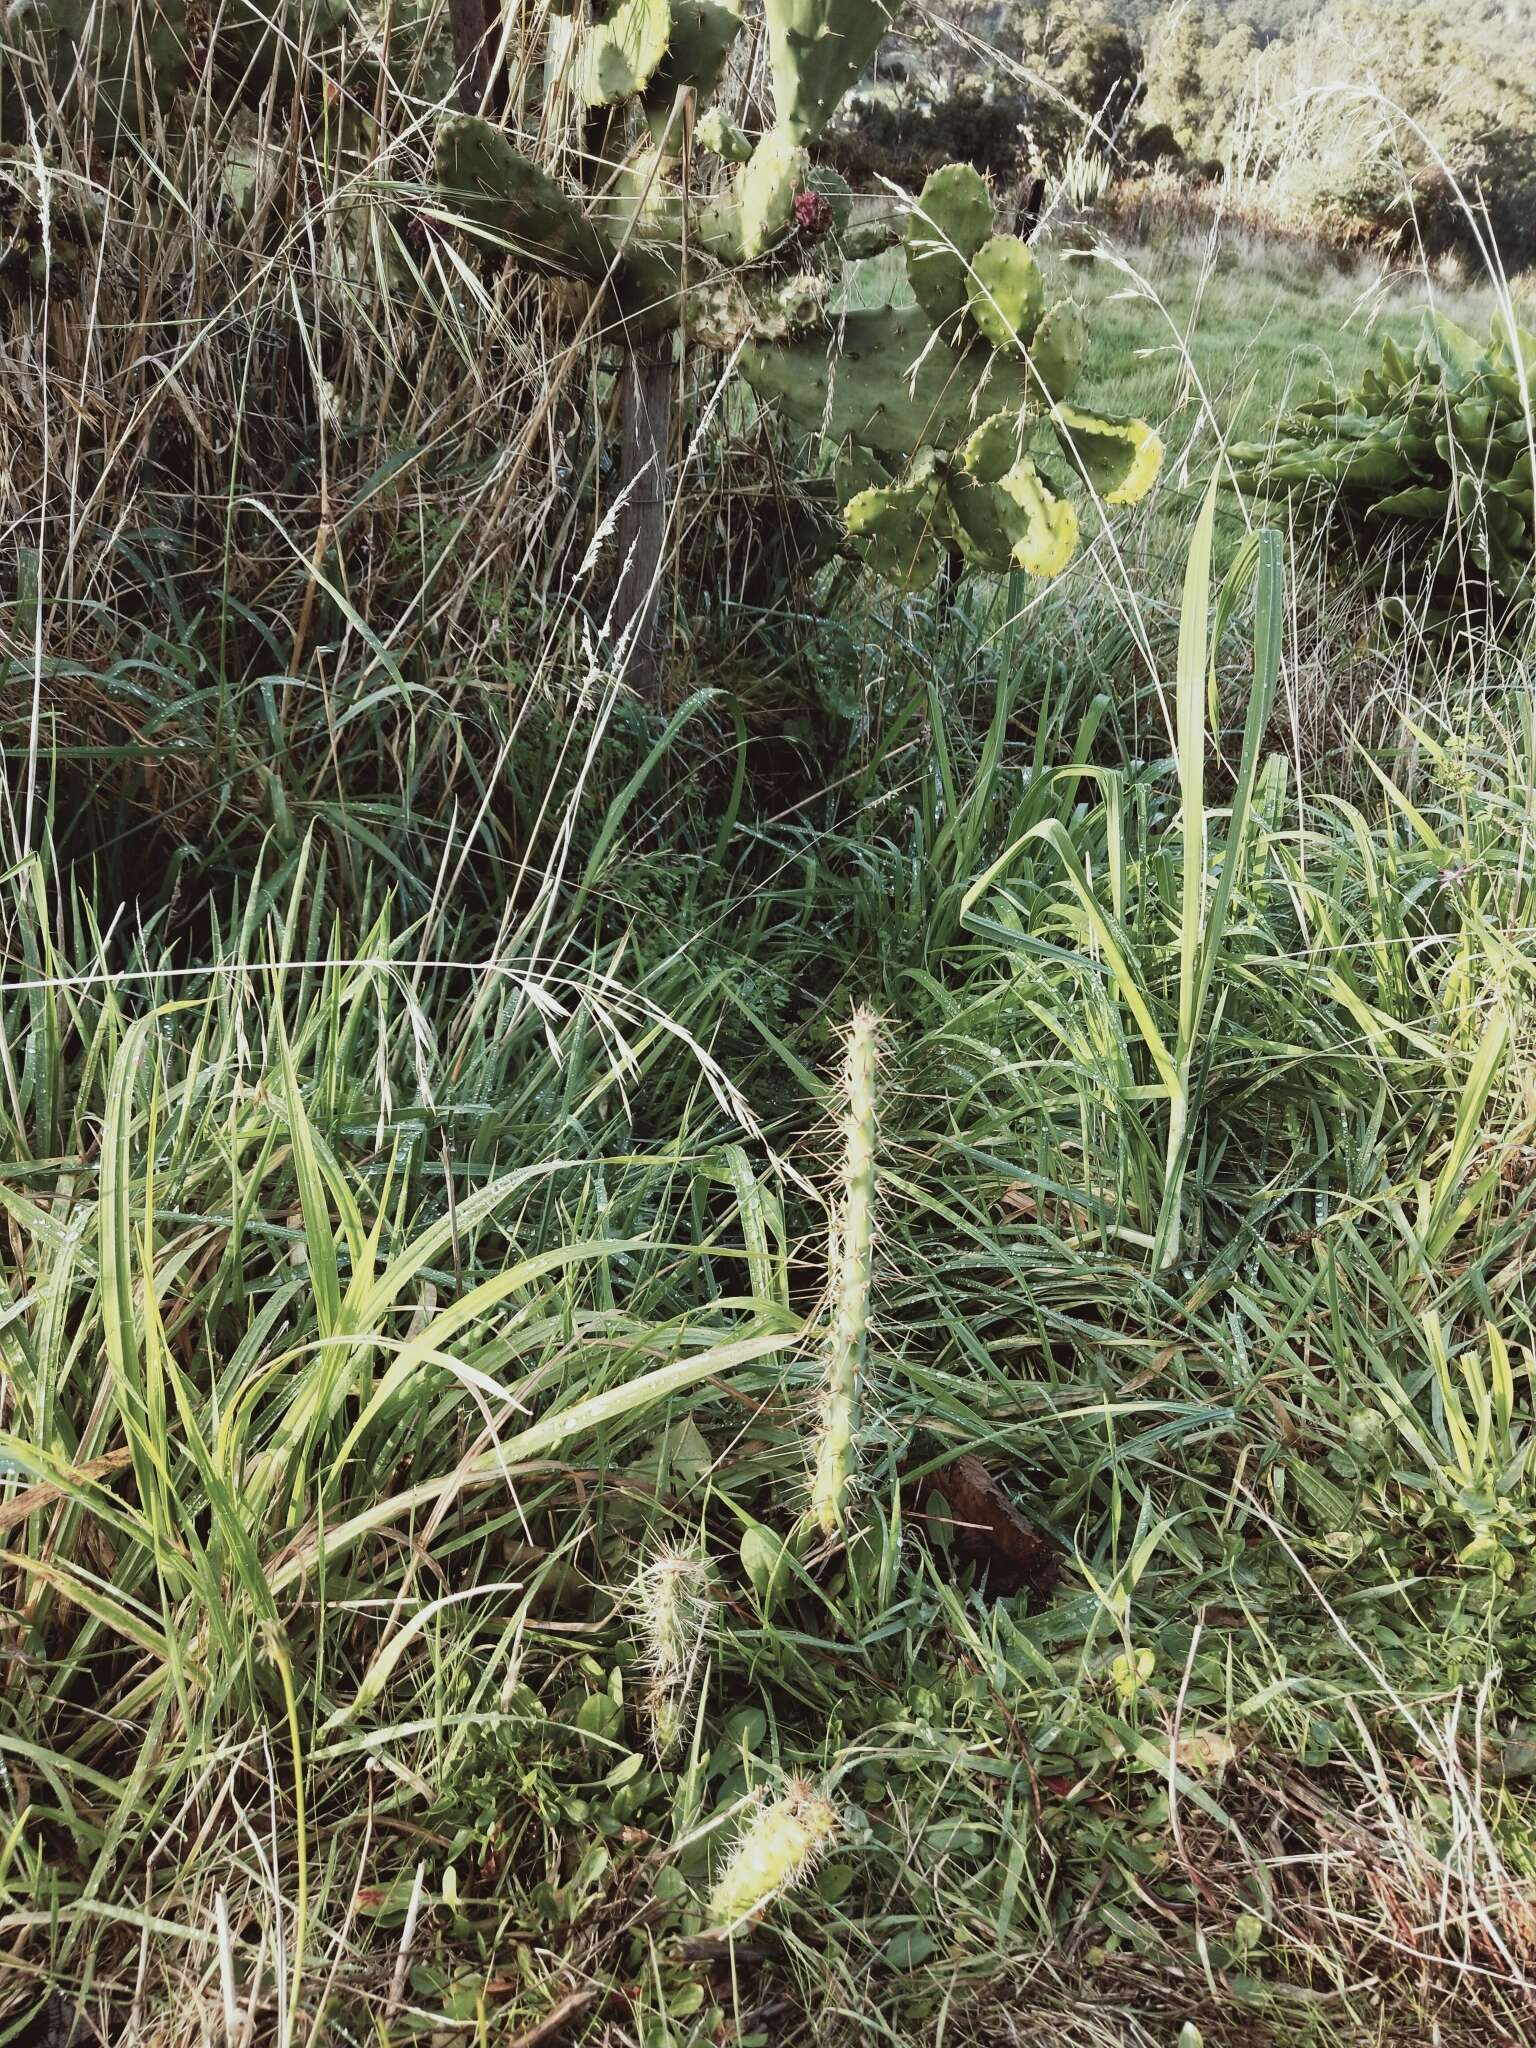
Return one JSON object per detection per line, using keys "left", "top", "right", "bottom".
{"left": 696, "top": 107, "right": 752, "bottom": 162}
{"left": 213, "top": 0, "right": 350, "bottom": 100}
{"left": 1, "top": 0, "right": 191, "bottom": 139}
{"left": 1053, "top": 402, "right": 1164, "bottom": 505}
{"left": 906, "top": 163, "right": 993, "bottom": 327}
{"left": 808, "top": 164, "right": 854, "bottom": 236}
{"left": 1029, "top": 299, "right": 1088, "bottom": 402}
{"left": 835, "top": 444, "right": 894, "bottom": 506}
{"left": 434, "top": 116, "right": 613, "bottom": 281}
{"left": 355, "top": 0, "right": 458, "bottom": 108}
{"left": 576, "top": 0, "right": 672, "bottom": 105}
{"left": 765, "top": 0, "right": 891, "bottom": 145}
{"left": 844, "top": 480, "right": 946, "bottom": 590}
{"left": 944, "top": 473, "right": 1021, "bottom": 571}
{"left": 741, "top": 308, "right": 1039, "bottom": 459}
{"left": 644, "top": 0, "right": 743, "bottom": 137}
{"left": 663, "top": 0, "right": 742, "bottom": 90}
{"left": 612, "top": 149, "right": 687, "bottom": 244}
{"left": 905, "top": 445, "right": 947, "bottom": 490}
{"left": 966, "top": 236, "right": 1045, "bottom": 353}
{"left": 949, "top": 428, "right": 1070, "bottom": 573}
{"left": 999, "top": 457, "right": 1079, "bottom": 577}
{"left": 736, "top": 126, "right": 808, "bottom": 260}
{"left": 961, "top": 411, "right": 1029, "bottom": 486}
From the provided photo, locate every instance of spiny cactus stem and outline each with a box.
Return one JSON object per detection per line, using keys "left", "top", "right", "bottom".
{"left": 811, "top": 1006, "right": 879, "bottom": 1535}
{"left": 706, "top": 1779, "right": 840, "bottom": 1930}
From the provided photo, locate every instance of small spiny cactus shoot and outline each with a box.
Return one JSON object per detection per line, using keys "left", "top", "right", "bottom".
{"left": 706, "top": 1779, "right": 840, "bottom": 1930}
{"left": 635, "top": 1546, "right": 713, "bottom": 1756}
{"left": 810, "top": 1007, "right": 879, "bottom": 1536}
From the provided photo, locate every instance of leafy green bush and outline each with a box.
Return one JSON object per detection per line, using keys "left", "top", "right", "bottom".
{"left": 1230, "top": 309, "right": 1536, "bottom": 631}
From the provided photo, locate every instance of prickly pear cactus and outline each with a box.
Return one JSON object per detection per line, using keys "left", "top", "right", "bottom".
{"left": 432, "top": 0, "right": 891, "bottom": 322}
{"left": 0, "top": 0, "right": 190, "bottom": 140}
{"left": 740, "top": 162, "right": 1165, "bottom": 586}
{"left": 426, "top": 3, "right": 1156, "bottom": 601}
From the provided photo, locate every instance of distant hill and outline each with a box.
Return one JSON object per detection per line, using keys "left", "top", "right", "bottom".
{"left": 1097, "top": 0, "right": 1533, "bottom": 43}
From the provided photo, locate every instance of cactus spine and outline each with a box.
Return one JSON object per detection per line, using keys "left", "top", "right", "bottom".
{"left": 706, "top": 1779, "right": 839, "bottom": 1930}
{"left": 811, "top": 1007, "right": 879, "bottom": 1535}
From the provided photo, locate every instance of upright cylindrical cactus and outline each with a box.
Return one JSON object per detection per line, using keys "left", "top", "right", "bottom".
{"left": 635, "top": 1545, "right": 713, "bottom": 1756}
{"left": 810, "top": 1007, "right": 879, "bottom": 1536}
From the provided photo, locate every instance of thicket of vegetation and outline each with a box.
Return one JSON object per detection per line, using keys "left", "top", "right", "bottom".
{"left": 856, "top": 0, "right": 1536, "bottom": 273}
{"left": 3, "top": 2, "right": 1536, "bottom": 2047}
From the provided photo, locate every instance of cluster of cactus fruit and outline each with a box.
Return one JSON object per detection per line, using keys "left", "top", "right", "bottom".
{"left": 1230, "top": 309, "right": 1536, "bottom": 630}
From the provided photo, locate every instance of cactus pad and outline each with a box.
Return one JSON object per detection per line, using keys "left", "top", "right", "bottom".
{"left": 966, "top": 236, "right": 1044, "bottom": 353}
{"left": 999, "top": 458, "right": 1079, "bottom": 577}
{"left": 1, "top": 0, "right": 191, "bottom": 139}
{"left": 434, "top": 116, "right": 613, "bottom": 280}
{"left": 576, "top": 0, "right": 672, "bottom": 105}
{"left": 948, "top": 423, "right": 1079, "bottom": 575}
{"left": 214, "top": 0, "right": 351, "bottom": 100}
{"left": 742, "top": 309, "right": 1039, "bottom": 458}
{"left": 696, "top": 107, "right": 752, "bottom": 162}
{"left": 905, "top": 163, "right": 992, "bottom": 326}
{"left": 1029, "top": 299, "right": 1087, "bottom": 402}
{"left": 835, "top": 443, "right": 894, "bottom": 506}
{"left": 945, "top": 472, "right": 1023, "bottom": 571}
{"left": 844, "top": 477, "right": 946, "bottom": 589}
{"left": 765, "top": 0, "right": 891, "bottom": 144}
{"left": 807, "top": 164, "right": 854, "bottom": 237}
{"left": 644, "top": 0, "right": 743, "bottom": 136}
{"left": 1053, "top": 402, "right": 1164, "bottom": 504}
{"left": 735, "top": 127, "right": 810, "bottom": 260}
{"left": 960, "top": 411, "right": 1027, "bottom": 485}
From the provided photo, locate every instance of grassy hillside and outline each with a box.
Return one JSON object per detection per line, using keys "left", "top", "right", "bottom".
{"left": 8, "top": 195, "right": 1536, "bottom": 2048}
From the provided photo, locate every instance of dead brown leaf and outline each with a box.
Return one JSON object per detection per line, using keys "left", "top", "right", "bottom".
{"left": 906, "top": 1453, "right": 1060, "bottom": 1596}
